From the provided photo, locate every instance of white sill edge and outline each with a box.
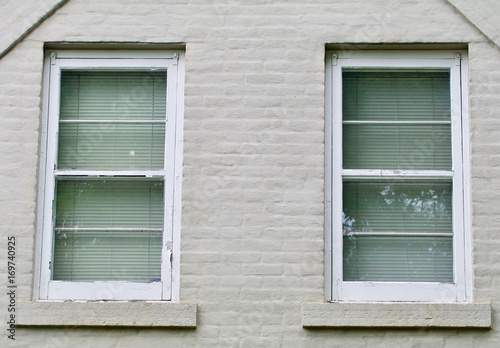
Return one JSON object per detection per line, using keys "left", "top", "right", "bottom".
{"left": 17, "top": 300, "right": 197, "bottom": 327}
{"left": 302, "top": 301, "right": 491, "bottom": 328}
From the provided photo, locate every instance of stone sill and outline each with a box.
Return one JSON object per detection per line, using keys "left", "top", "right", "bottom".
{"left": 302, "top": 302, "right": 491, "bottom": 328}
{"left": 18, "top": 301, "right": 197, "bottom": 327}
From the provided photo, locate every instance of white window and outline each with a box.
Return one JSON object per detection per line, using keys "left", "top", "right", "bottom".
{"left": 325, "top": 51, "right": 471, "bottom": 302}
{"left": 36, "top": 50, "right": 184, "bottom": 301}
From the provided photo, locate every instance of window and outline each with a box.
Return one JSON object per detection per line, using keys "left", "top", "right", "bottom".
{"left": 36, "top": 50, "right": 184, "bottom": 301}
{"left": 325, "top": 51, "right": 470, "bottom": 302}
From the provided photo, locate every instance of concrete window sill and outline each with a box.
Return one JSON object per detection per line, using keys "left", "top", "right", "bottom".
{"left": 18, "top": 301, "right": 197, "bottom": 327}
{"left": 302, "top": 302, "right": 491, "bottom": 328}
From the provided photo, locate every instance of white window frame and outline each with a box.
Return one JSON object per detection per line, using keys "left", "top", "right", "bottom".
{"left": 34, "top": 50, "right": 185, "bottom": 301}
{"left": 325, "top": 50, "right": 471, "bottom": 303}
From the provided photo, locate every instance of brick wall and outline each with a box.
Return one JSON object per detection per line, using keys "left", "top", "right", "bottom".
{"left": 1, "top": 0, "right": 499, "bottom": 346}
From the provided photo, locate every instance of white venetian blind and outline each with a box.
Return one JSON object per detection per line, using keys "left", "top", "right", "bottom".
{"left": 343, "top": 235, "right": 453, "bottom": 282}
{"left": 343, "top": 181, "right": 452, "bottom": 233}
{"left": 52, "top": 70, "right": 167, "bottom": 283}
{"left": 342, "top": 71, "right": 451, "bottom": 170}
{"left": 342, "top": 70, "right": 454, "bottom": 283}
{"left": 58, "top": 71, "right": 167, "bottom": 170}
{"left": 53, "top": 180, "right": 163, "bottom": 282}
{"left": 342, "top": 181, "right": 453, "bottom": 282}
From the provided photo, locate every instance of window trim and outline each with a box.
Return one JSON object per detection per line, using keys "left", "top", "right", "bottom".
{"left": 34, "top": 50, "right": 185, "bottom": 301}
{"left": 325, "top": 50, "right": 471, "bottom": 303}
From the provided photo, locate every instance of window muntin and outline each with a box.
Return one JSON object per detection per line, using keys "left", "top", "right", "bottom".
{"left": 37, "top": 51, "right": 183, "bottom": 301}
{"left": 326, "top": 51, "right": 469, "bottom": 302}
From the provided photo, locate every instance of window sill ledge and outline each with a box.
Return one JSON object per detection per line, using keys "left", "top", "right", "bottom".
{"left": 18, "top": 301, "right": 197, "bottom": 327}
{"left": 302, "top": 302, "right": 491, "bottom": 328}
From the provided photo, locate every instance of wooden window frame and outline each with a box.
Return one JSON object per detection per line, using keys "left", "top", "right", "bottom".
{"left": 325, "top": 50, "right": 471, "bottom": 302}
{"left": 35, "top": 50, "right": 185, "bottom": 301}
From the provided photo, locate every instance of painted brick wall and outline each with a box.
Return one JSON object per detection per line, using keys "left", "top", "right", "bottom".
{"left": 1, "top": 0, "right": 499, "bottom": 346}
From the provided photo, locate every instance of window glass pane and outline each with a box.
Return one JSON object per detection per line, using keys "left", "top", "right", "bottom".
{"left": 60, "top": 71, "right": 167, "bottom": 120}
{"left": 58, "top": 123, "right": 165, "bottom": 170}
{"left": 336, "top": 59, "right": 460, "bottom": 291}
{"left": 55, "top": 180, "right": 164, "bottom": 228}
{"left": 343, "top": 235, "right": 453, "bottom": 282}
{"left": 343, "top": 124, "right": 452, "bottom": 170}
{"left": 343, "top": 71, "right": 450, "bottom": 121}
{"left": 53, "top": 179, "right": 163, "bottom": 282}
{"left": 343, "top": 181, "right": 452, "bottom": 233}
{"left": 58, "top": 70, "right": 166, "bottom": 170}
{"left": 53, "top": 230, "right": 161, "bottom": 282}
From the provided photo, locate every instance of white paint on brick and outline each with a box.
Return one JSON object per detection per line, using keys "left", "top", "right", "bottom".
{"left": 0, "top": 0, "right": 499, "bottom": 347}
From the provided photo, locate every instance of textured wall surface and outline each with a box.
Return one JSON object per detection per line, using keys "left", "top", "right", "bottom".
{"left": 1, "top": 0, "right": 499, "bottom": 347}
{"left": 0, "top": 0, "right": 66, "bottom": 57}
{"left": 448, "top": 0, "right": 500, "bottom": 48}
